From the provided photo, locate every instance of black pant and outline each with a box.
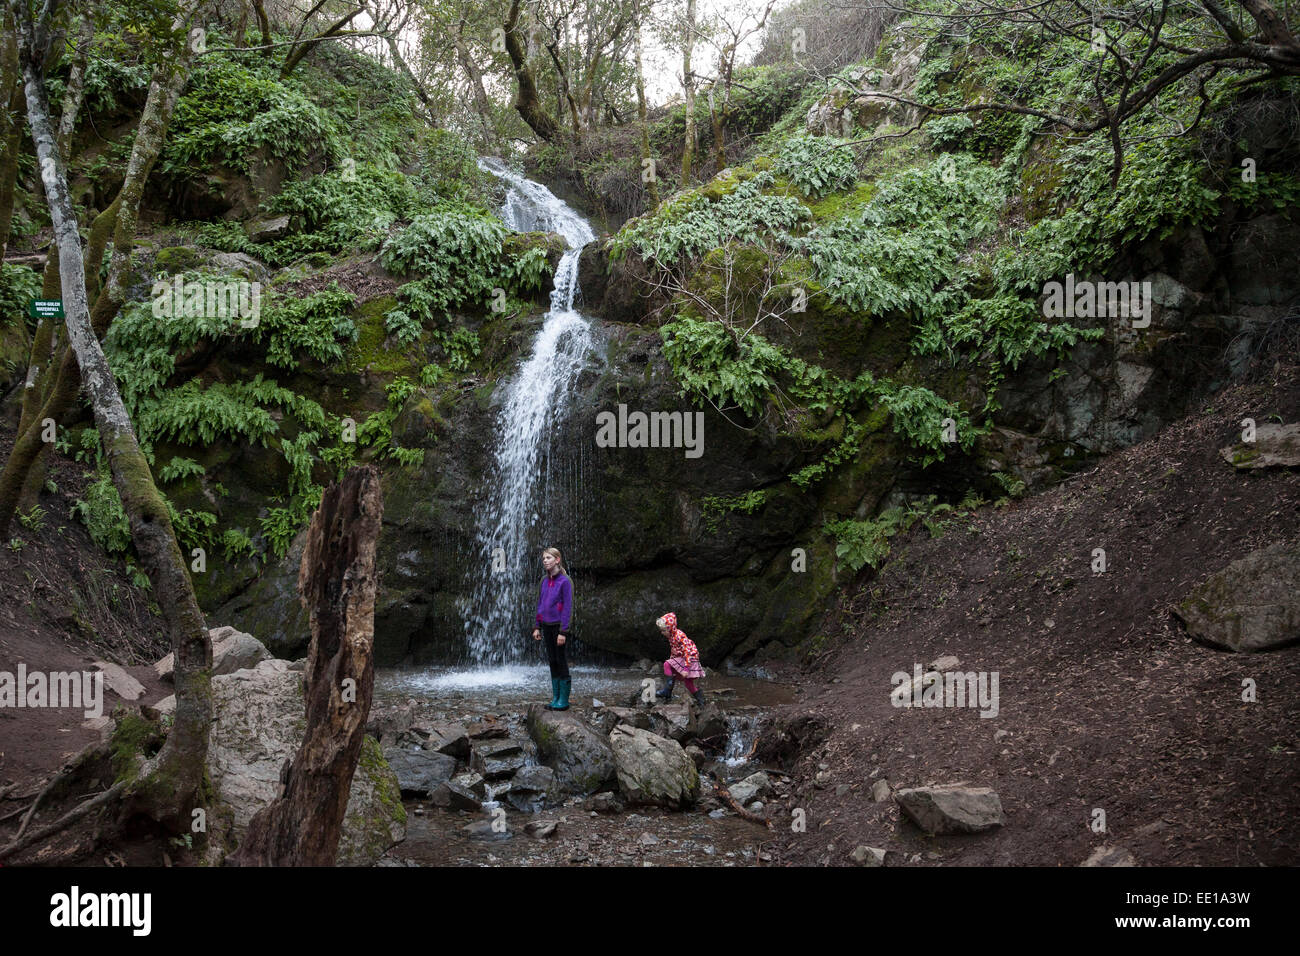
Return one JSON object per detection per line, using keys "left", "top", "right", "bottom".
{"left": 541, "top": 621, "right": 569, "bottom": 679}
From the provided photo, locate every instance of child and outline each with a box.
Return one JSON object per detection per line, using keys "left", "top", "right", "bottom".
{"left": 655, "top": 612, "right": 705, "bottom": 705}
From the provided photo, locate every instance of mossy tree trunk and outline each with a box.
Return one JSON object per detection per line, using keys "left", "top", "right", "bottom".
{"left": 231, "top": 466, "right": 383, "bottom": 866}
{"left": 0, "top": 0, "right": 199, "bottom": 536}
{"left": 633, "top": 0, "right": 658, "bottom": 209}
{"left": 680, "top": 0, "right": 697, "bottom": 185}
{"left": 7, "top": 0, "right": 212, "bottom": 833}
{"left": 505, "top": 0, "right": 560, "bottom": 142}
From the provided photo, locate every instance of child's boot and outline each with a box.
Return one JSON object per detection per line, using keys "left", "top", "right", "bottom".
{"left": 691, "top": 688, "right": 705, "bottom": 706}
{"left": 544, "top": 677, "right": 560, "bottom": 710}
{"left": 655, "top": 677, "right": 675, "bottom": 699}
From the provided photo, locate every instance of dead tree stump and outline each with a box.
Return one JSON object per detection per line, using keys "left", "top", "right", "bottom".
{"left": 230, "top": 465, "right": 383, "bottom": 866}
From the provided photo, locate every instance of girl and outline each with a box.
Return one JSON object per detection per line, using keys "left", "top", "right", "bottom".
{"left": 655, "top": 612, "right": 705, "bottom": 705}
{"left": 532, "top": 547, "right": 573, "bottom": 710}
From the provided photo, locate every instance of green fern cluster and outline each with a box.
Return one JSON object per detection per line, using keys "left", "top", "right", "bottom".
{"left": 773, "top": 135, "right": 859, "bottom": 198}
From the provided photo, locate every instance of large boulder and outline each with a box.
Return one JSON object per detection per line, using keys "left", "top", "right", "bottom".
{"left": 1174, "top": 543, "right": 1300, "bottom": 651}
{"left": 609, "top": 725, "right": 700, "bottom": 809}
{"left": 894, "top": 784, "right": 1005, "bottom": 835}
{"left": 1221, "top": 423, "right": 1300, "bottom": 470}
{"left": 525, "top": 704, "right": 616, "bottom": 795}
{"left": 206, "top": 659, "right": 406, "bottom": 865}
{"left": 155, "top": 625, "right": 271, "bottom": 682}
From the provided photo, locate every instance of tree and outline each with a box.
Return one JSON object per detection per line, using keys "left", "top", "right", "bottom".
{"left": 5, "top": 0, "right": 213, "bottom": 835}
{"left": 680, "top": 0, "right": 698, "bottom": 182}
{"left": 832, "top": 0, "right": 1300, "bottom": 183}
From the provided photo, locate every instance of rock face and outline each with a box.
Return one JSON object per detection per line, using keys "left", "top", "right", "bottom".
{"left": 894, "top": 784, "right": 1005, "bottom": 835}
{"left": 206, "top": 659, "right": 405, "bottom": 865}
{"left": 1221, "top": 423, "right": 1300, "bottom": 469}
{"left": 526, "top": 704, "right": 616, "bottom": 795}
{"left": 609, "top": 725, "right": 700, "bottom": 808}
{"left": 1174, "top": 544, "right": 1300, "bottom": 651}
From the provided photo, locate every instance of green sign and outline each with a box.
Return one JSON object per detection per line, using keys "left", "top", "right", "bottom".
{"left": 28, "top": 299, "right": 64, "bottom": 319}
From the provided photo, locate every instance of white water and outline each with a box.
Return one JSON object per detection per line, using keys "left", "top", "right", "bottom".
{"left": 462, "top": 158, "right": 599, "bottom": 665}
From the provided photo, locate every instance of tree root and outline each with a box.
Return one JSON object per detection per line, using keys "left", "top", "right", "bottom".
{"left": 0, "top": 781, "right": 126, "bottom": 863}
{"left": 715, "top": 783, "right": 773, "bottom": 829}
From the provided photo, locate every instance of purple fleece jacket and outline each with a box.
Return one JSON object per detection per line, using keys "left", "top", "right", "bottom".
{"left": 536, "top": 572, "right": 573, "bottom": 630}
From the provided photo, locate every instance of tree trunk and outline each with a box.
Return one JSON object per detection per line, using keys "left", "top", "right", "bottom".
{"left": 0, "top": 0, "right": 196, "bottom": 537}
{"left": 633, "top": 0, "right": 659, "bottom": 209}
{"left": 681, "top": 0, "right": 697, "bottom": 185}
{"left": 55, "top": 11, "right": 94, "bottom": 158}
{"left": 455, "top": 21, "right": 494, "bottom": 142}
{"left": 0, "top": 9, "right": 25, "bottom": 263}
{"left": 230, "top": 466, "right": 383, "bottom": 866}
{"left": 8, "top": 0, "right": 212, "bottom": 833}
{"left": 505, "top": 0, "right": 559, "bottom": 141}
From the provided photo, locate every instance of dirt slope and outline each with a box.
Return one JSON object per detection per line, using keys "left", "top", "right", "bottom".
{"left": 768, "top": 359, "right": 1300, "bottom": 867}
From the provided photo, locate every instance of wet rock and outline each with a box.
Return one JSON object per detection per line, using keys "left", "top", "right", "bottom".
{"left": 415, "top": 721, "right": 471, "bottom": 760}
{"left": 472, "top": 739, "right": 526, "bottom": 779}
{"left": 895, "top": 784, "right": 1005, "bottom": 835}
{"left": 384, "top": 747, "right": 457, "bottom": 797}
{"left": 596, "top": 706, "right": 652, "bottom": 734}
{"left": 1174, "top": 543, "right": 1300, "bottom": 651}
{"left": 687, "top": 702, "right": 727, "bottom": 742}
{"left": 467, "top": 718, "right": 510, "bottom": 740}
{"left": 205, "top": 659, "right": 404, "bottom": 865}
{"left": 684, "top": 744, "right": 706, "bottom": 769}
{"left": 431, "top": 772, "right": 487, "bottom": 810}
{"left": 610, "top": 725, "right": 700, "bottom": 809}
{"left": 1220, "top": 423, "right": 1300, "bottom": 469}
{"left": 1080, "top": 846, "right": 1137, "bottom": 867}
{"left": 849, "top": 846, "right": 887, "bottom": 867}
{"left": 526, "top": 704, "right": 617, "bottom": 795}
{"left": 506, "top": 765, "right": 557, "bottom": 811}
{"left": 728, "top": 772, "right": 771, "bottom": 806}
{"left": 648, "top": 703, "right": 691, "bottom": 741}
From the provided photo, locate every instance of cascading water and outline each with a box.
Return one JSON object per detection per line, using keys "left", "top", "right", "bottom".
{"left": 462, "top": 158, "right": 598, "bottom": 667}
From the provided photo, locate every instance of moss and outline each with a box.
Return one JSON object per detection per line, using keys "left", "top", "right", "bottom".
{"left": 110, "top": 711, "right": 164, "bottom": 784}
{"left": 345, "top": 295, "right": 422, "bottom": 377}
{"left": 358, "top": 734, "right": 406, "bottom": 826}
{"left": 805, "top": 181, "right": 877, "bottom": 222}
{"left": 153, "top": 245, "right": 207, "bottom": 275}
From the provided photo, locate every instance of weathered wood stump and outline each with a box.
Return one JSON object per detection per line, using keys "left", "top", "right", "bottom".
{"left": 230, "top": 465, "right": 383, "bottom": 866}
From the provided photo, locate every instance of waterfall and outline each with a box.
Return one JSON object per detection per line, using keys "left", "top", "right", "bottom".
{"left": 463, "top": 158, "right": 598, "bottom": 666}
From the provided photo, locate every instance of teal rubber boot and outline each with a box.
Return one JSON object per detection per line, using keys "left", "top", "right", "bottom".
{"left": 555, "top": 678, "right": 571, "bottom": 711}
{"left": 545, "top": 677, "right": 560, "bottom": 710}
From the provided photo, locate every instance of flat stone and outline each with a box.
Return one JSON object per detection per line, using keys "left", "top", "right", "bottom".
{"left": 383, "top": 747, "right": 457, "bottom": 797}
{"left": 895, "top": 784, "right": 1005, "bottom": 835}
{"left": 1221, "top": 423, "right": 1300, "bottom": 469}
{"left": 92, "top": 661, "right": 145, "bottom": 701}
